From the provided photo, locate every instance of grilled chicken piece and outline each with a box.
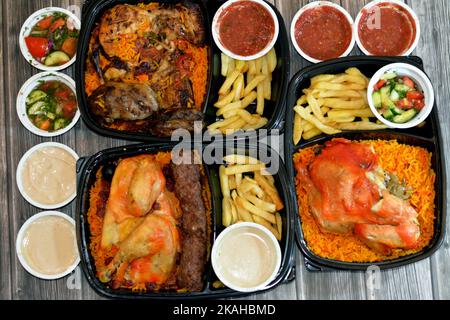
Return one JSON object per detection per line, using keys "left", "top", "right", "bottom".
{"left": 99, "top": 190, "right": 181, "bottom": 284}
{"left": 99, "top": 155, "right": 182, "bottom": 284}
{"left": 89, "top": 82, "right": 159, "bottom": 123}
{"left": 298, "top": 138, "right": 420, "bottom": 254}
{"left": 101, "top": 155, "right": 166, "bottom": 248}
{"left": 99, "top": 4, "right": 151, "bottom": 60}
{"left": 150, "top": 4, "right": 205, "bottom": 46}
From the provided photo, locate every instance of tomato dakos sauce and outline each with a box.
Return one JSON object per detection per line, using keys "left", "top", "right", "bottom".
{"left": 293, "top": 4, "right": 353, "bottom": 61}
{"left": 357, "top": 2, "right": 417, "bottom": 56}
{"left": 216, "top": 0, "right": 276, "bottom": 57}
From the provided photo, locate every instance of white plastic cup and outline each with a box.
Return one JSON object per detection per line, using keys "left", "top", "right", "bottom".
{"left": 16, "top": 142, "right": 79, "bottom": 209}
{"left": 19, "top": 7, "right": 81, "bottom": 71}
{"left": 367, "top": 63, "right": 434, "bottom": 129}
{"left": 212, "top": 0, "right": 279, "bottom": 61}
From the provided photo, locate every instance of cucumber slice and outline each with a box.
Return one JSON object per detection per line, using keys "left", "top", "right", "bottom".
{"left": 392, "top": 109, "right": 417, "bottom": 123}
{"left": 54, "top": 118, "right": 68, "bottom": 130}
{"left": 390, "top": 90, "right": 400, "bottom": 102}
{"left": 380, "top": 86, "right": 391, "bottom": 108}
{"left": 382, "top": 109, "right": 394, "bottom": 120}
{"left": 372, "top": 91, "right": 382, "bottom": 108}
{"left": 391, "top": 106, "right": 404, "bottom": 115}
{"left": 394, "top": 83, "right": 411, "bottom": 94}
{"left": 46, "top": 112, "right": 56, "bottom": 120}
{"left": 381, "top": 72, "right": 397, "bottom": 80}
{"left": 27, "top": 101, "right": 47, "bottom": 115}
{"left": 44, "top": 51, "right": 71, "bottom": 66}
{"left": 26, "top": 90, "right": 47, "bottom": 105}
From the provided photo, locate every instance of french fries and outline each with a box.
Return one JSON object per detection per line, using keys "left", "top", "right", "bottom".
{"left": 208, "top": 48, "right": 277, "bottom": 134}
{"left": 219, "top": 156, "right": 284, "bottom": 240}
{"left": 292, "top": 67, "right": 388, "bottom": 145}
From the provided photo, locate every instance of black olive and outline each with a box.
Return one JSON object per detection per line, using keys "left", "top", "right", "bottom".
{"left": 102, "top": 163, "right": 117, "bottom": 182}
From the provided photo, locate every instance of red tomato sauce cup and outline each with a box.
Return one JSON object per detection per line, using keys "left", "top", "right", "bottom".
{"left": 212, "top": 0, "right": 279, "bottom": 60}
{"left": 290, "top": 1, "right": 355, "bottom": 63}
{"left": 354, "top": 0, "right": 420, "bottom": 56}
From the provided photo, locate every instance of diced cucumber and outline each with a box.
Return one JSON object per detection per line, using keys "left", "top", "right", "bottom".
{"left": 372, "top": 91, "right": 382, "bottom": 108}
{"left": 27, "top": 101, "right": 47, "bottom": 115}
{"left": 44, "top": 51, "right": 71, "bottom": 66}
{"left": 392, "top": 109, "right": 417, "bottom": 123}
{"left": 46, "top": 112, "right": 56, "bottom": 120}
{"left": 382, "top": 109, "right": 394, "bottom": 120}
{"left": 54, "top": 118, "right": 68, "bottom": 130}
{"left": 380, "top": 86, "right": 391, "bottom": 108}
{"left": 381, "top": 72, "right": 397, "bottom": 80}
{"left": 391, "top": 106, "right": 404, "bottom": 115}
{"left": 390, "top": 89, "right": 400, "bottom": 102}
{"left": 394, "top": 83, "right": 411, "bottom": 94}
{"left": 26, "top": 90, "right": 47, "bottom": 105}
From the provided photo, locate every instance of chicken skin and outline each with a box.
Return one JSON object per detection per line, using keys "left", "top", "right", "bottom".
{"left": 298, "top": 138, "right": 420, "bottom": 254}
{"left": 99, "top": 155, "right": 182, "bottom": 285}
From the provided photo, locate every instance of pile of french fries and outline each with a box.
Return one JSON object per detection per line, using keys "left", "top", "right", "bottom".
{"left": 207, "top": 48, "right": 277, "bottom": 134}
{"left": 219, "top": 155, "right": 284, "bottom": 240}
{"left": 293, "top": 67, "right": 388, "bottom": 145}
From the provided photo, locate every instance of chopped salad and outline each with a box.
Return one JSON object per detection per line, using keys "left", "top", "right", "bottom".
{"left": 26, "top": 80, "right": 77, "bottom": 132}
{"left": 372, "top": 71, "right": 425, "bottom": 123}
{"left": 25, "top": 12, "right": 79, "bottom": 66}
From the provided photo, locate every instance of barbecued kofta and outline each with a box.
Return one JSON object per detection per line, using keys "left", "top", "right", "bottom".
{"left": 84, "top": 2, "right": 208, "bottom": 136}
{"left": 87, "top": 151, "right": 211, "bottom": 292}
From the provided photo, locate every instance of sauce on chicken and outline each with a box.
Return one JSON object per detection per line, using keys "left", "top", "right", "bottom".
{"left": 298, "top": 138, "right": 420, "bottom": 254}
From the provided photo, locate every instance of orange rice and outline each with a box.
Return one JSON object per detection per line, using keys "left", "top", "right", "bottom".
{"left": 293, "top": 140, "right": 436, "bottom": 262}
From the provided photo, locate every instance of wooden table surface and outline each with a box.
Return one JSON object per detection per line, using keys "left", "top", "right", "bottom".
{"left": 1, "top": 0, "right": 449, "bottom": 300}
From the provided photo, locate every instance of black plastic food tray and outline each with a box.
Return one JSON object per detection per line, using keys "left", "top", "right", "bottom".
{"left": 75, "top": 0, "right": 289, "bottom": 142}
{"left": 284, "top": 56, "right": 446, "bottom": 271}
{"left": 75, "top": 142, "right": 295, "bottom": 299}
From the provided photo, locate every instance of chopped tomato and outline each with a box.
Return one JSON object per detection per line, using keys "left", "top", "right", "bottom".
{"left": 49, "top": 18, "right": 66, "bottom": 32}
{"left": 396, "top": 98, "right": 413, "bottom": 109}
{"left": 406, "top": 91, "right": 424, "bottom": 100}
{"left": 39, "top": 119, "right": 52, "bottom": 131}
{"left": 62, "top": 101, "right": 77, "bottom": 118}
{"left": 37, "top": 16, "right": 53, "bottom": 30}
{"left": 373, "top": 79, "right": 387, "bottom": 91}
{"left": 61, "top": 37, "right": 78, "bottom": 57}
{"left": 412, "top": 99, "right": 425, "bottom": 110}
{"left": 25, "top": 37, "right": 49, "bottom": 59}
{"left": 402, "top": 76, "right": 415, "bottom": 88}
{"left": 54, "top": 89, "right": 72, "bottom": 100}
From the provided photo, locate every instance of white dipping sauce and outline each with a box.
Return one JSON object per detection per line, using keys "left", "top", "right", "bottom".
{"left": 214, "top": 226, "right": 278, "bottom": 288}
{"left": 21, "top": 146, "right": 76, "bottom": 205}
{"left": 21, "top": 215, "right": 78, "bottom": 275}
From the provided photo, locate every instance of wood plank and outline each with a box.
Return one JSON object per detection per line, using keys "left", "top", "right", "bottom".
{"left": 295, "top": 253, "right": 367, "bottom": 300}
{"left": 0, "top": 0, "right": 12, "bottom": 300}
{"left": 373, "top": 260, "right": 433, "bottom": 300}
{"left": 409, "top": 0, "right": 450, "bottom": 300}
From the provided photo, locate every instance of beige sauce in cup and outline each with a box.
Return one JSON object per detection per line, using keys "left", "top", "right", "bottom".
{"left": 21, "top": 215, "right": 78, "bottom": 275}
{"left": 22, "top": 147, "right": 76, "bottom": 205}
{"left": 215, "top": 226, "right": 277, "bottom": 288}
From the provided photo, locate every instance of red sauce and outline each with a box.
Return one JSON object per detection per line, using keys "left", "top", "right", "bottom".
{"left": 294, "top": 6, "right": 352, "bottom": 61}
{"left": 358, "top": 3, "right": 416, "bottom": 56}
{"left": 218, "top": 1, "right": 275, "bottom": 56}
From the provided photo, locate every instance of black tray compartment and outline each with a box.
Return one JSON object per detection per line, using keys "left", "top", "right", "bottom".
{"left": 76, "top": 142, "right": 295, "bottom": 299}
{"left": 75, "top": 0, "right": 289, "bottom": 142}
{"left": 284, "top": 56, "right": 446, "bottom": 271}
